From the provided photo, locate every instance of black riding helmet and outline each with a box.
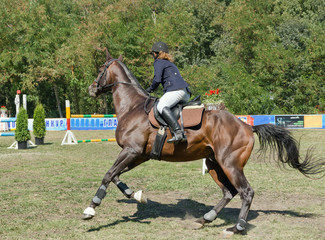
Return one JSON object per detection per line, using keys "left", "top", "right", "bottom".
{"left": 151, "top": 41, "right": 169, "bottom": 53}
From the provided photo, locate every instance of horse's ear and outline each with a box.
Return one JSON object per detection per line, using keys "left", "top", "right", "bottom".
{"left": 118, "top": 54, "right": 123, "bottom": 61}
{"left": 105, "top": 48, "right": 112, "bottom": 61}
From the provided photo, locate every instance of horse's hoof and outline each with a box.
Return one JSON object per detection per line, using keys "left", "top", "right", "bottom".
{"left": 194, "top": 218, "right": 207, "bottom": 229}
{"left": 82, "top": 207, "right": 95, "bottom": 220}
{"left": 223, "top": 226, "right": 245, "bottom": 237}
{"left": 222, "top": 229, "right": 234, "bottom": 238}
{"left": 192, "top": 220, "right": 204, "bottom": 230}
{"left": 82, "top": 213, "right": 94, "bottom": 220}
{"left": 134, "top": 190, "right": 147, "bottom": 203}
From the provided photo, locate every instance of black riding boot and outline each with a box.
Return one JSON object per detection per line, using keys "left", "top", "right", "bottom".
{"left": 161, "top": 107, "right": 187, "bottom": 144}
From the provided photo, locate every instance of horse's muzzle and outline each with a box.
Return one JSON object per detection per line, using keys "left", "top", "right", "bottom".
{"left": 88, "top": 85, "right": 98, "bottom": 98}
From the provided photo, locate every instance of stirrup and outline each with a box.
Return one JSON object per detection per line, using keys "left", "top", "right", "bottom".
{"left": 167, "top": 131, "right": 187, "bottom": 144}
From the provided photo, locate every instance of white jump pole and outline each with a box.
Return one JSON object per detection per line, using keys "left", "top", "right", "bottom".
{"left": 23, "top": 94, "right": 27, "bottom": 111}
{"left": 202, "top": 158, "right": 208, "bottom": 175}
{"left": 15, "top": 94, "right": 20, "bottom": 117}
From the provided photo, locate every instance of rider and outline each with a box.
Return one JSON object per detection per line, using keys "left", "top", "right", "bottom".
{"left": 146, "top": 41, "right": 191, "bottom": 144}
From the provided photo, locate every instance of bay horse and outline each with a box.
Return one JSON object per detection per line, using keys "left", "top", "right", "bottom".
{"left": 84, "top": 50, "right": 324, "bottom": 235}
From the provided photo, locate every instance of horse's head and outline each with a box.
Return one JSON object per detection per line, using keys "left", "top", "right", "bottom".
{"left": 88, "top": 49, "right": 123, "bottom": 98}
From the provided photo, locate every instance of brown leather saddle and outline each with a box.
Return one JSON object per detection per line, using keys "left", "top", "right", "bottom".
{"left": 148, "top": 95, "right": 205, "bottom": 129}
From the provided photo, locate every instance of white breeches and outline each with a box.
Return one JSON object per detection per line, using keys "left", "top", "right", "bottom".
{"left": 157, "top": 89, "right": 190, "bottom": 114}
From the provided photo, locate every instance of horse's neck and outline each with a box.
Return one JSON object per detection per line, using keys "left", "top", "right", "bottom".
{"left": 111, "top": 62, "right": 149, "bottom": 119}
{"left": 112, "top": 80, "right": 147, "bottom": 120}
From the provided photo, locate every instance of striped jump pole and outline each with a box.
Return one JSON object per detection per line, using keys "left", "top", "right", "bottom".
{"left": 66, "top": 100, "right": 71, "bottom": 131}
{"left": 61, "top": 100, "right": 117, "bottom": 145}
{"left": 61, "top": 100, "right": 78, "bottom": 145}
{"left": 77, "top": 138, "right": 116, "bottom": 143}
{"left": 71, "top": 114, "right": 116, "bottom": 118}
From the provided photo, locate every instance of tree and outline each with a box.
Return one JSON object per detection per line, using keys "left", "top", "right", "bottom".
{"left": 33, "top": 103, "right": 46, "bottom": 139}
{"left": 1, "top": 0, "right": 323, "bottom": 115}
{"left": 15, "top": 107, "right": 31, "bottom": 143}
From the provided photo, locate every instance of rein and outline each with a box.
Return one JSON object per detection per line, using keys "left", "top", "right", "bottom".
{"left": 98, "top": 80, "right": 136, "bottom": 92}
{"left": 144, "top": 95, "right": 157, "bottom": 115}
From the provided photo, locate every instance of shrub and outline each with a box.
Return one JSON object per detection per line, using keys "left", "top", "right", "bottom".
{"left": 33, "top": 104, "right": 46, "bottom": 138}
{"left": 15, "top": 107, "right": 31, "bottom": 142}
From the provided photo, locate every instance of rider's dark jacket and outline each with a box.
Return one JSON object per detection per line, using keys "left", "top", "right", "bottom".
{"left": 147, "top": 59, "right": 190, "bottom": 94}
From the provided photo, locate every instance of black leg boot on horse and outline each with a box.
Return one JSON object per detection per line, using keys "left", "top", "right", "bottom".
{"left": 161, "top": 107, "right": 187, "bottom": 144}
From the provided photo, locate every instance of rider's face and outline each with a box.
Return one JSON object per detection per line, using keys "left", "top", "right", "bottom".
{"left": 151, "top": 52, "right": 158, "bottom": 60}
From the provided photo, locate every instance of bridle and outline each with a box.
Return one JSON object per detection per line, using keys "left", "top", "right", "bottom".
{"left": 95, "top": 59, "right": 135, "bottom": 92}
{"left": 94, "top": 58, "right": 156, "bottom": 114}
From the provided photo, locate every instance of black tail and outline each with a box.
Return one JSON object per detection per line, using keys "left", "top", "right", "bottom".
{"left": 252, "top": 124, "right": 325, "bottom": 177}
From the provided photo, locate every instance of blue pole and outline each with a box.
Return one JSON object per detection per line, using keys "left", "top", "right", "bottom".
{"left": 0, "top": 118, "right": 17, "bottom": 122}
{"left": 0, "top": 132, "right": 15, "bottom": 136}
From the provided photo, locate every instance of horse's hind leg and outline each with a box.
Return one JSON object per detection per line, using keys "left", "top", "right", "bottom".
{"left": 222, "top": 167, "right": 254, "bottom": 235}
{"left": 197, "top": 157, "right": 238, "bottom": 226}
{"left": 217, "top": 155, "right": 254, "bottom": 235}
{"left": 200, "top": 138, "right": 255, "bottom": 235}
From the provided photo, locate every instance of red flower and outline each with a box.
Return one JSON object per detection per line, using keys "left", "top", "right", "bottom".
{"left": 205, "top": 89, "right": 221, "bottom": 97}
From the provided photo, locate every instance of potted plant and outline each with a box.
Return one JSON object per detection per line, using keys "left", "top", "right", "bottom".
{"left": 0, "top": 105, "right": 7, "bottom": 116}
{"left": 15, "top": 107, "right": 31, "bottom": 149}
{"left": 203, "top": 88, "right": 226, "bottom": 110}
{"left": 33, "top": 103, "right": 46, "bottom": 145}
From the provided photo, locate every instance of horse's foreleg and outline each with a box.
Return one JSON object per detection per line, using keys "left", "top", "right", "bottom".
{"left": 112, "top": 176, "right": 147, "bottom": 203}
{"left": 197, "top": 158, "right": 238, "bottom": 226}
{"left": 112, "top": 176, "right": 133, "bottom": 198}
{"left": 112, "top": 158, "right": 149, "bottom": 202}
{"left": 82, "top": 147, "right": 141, "bottom": 220}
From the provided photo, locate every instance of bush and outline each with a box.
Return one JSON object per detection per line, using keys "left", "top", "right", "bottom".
{"left": 15, "top": 107, "right": 31, "bottom": 142}
{"left": 33, "top": 104, "right": 46, "bottom": 138}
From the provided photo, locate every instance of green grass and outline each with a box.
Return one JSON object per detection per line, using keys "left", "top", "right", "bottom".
{"left": 0, "top": 129, "right": 324, "bottom": 239}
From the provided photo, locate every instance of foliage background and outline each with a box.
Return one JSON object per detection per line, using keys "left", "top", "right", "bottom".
{"left": 1, "top": 0, "right": 324, "bottom": 117}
